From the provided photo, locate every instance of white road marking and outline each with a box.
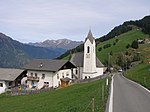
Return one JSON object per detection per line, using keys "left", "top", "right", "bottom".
{"left": 109, "top": 75, "right": 114, "bottom": 112}
{"left": 122, "top": 74, "right": 150, "bottom": 93}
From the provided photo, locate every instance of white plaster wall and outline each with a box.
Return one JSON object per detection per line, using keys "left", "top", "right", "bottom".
{"left": 83, "top": 39, "right": 96, "bottom": 73}
{"left": 56, "top": 69, "right": 72, "bottom": 86}
{"left": 24, "top": 69, "right": 72, "bottom": 89}
{"left": 82, "top": 68, "right": 104, "bottom": 79}
{"left": 26, "top": 70, "right": 54, "bottom": 89}
{"left": 0, "top": 80, "right": 6, "bottom": 94}
{"left": 72, "top": 67, "right": 83, "bottom": 79}
{"left": 95, "top": 68, "right": 104, "bottom": 77}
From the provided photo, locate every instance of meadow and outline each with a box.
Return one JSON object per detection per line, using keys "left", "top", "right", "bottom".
{"left": 0, "top": 78, "right": 109, "bottom": 112}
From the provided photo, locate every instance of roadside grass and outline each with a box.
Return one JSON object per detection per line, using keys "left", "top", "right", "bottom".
{"left": 124, "top": 63, "right": 150, "bottom": 89}
{"left": 124, "top": 43, "right": 150, "bottom": 90}
{"left": 0, "top": 78, "right": 110, "bottom": 112}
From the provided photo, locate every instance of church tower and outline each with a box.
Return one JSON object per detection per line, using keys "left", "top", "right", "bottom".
{"left": 83, "top": 30, "right": 97, "bottom": 79}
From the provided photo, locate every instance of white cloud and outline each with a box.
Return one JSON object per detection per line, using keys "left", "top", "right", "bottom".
{"left": 0, "top": 0, "right": 149, "bottom": 42}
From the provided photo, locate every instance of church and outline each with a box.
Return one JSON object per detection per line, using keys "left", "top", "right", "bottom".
{"left": 70, "top": 30, "right": 104, "bottom": 79}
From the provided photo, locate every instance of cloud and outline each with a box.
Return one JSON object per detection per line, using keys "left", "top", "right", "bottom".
{"left": 0, "top": 0, "right": 149, "bottom": 42}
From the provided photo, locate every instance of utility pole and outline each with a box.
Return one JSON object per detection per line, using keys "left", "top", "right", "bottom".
{"left": 108, "top": 53, "right": 110, "bottom": 72}
{"left": 92, "top": 97, "right": 94, "bottom": 112}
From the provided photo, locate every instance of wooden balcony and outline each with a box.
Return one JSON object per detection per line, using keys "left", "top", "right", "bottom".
{"left": 27, "top": 76, "right": 39, "bottom": 82}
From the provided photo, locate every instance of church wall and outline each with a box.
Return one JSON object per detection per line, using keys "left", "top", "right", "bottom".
{"left": 83, "top": 39, "right": 96, "bottom": 73}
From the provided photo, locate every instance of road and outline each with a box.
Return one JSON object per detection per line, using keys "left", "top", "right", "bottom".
{"left": 113, "top": 73, "right": 150, "bottom": 112}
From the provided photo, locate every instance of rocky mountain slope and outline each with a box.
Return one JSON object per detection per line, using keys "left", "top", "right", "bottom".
{"left": 29, "top": 39, "right": 83, "bottom": 50}
{"left": 0, "top": 33, "right": 65, "bottom": 68}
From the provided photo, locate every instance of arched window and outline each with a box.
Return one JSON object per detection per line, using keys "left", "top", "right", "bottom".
{"left": 87, "top": 46, "right": 90, "bottom": 53}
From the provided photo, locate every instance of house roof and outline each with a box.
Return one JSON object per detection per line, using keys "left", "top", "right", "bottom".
{"left": 70, "top": 52, "right": 104, "bottom": 67}
{"left": 85, "top": 29, "right": 95, "bottom": 44}
{"left": 23, "top": 59, "right": 76, "bottom": 72}
{"left": 0, "top": 68, "right": 24, "bottom": 81}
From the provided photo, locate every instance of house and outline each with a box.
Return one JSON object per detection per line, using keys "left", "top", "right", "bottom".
{"left": 70, "top": 30, "right": 104, "bottom": 79}
{"left": 0, "top": 68, "right": 26, "bottom": 94}
{"left": 23, "top": 60, "right": 76, "bottom": 89}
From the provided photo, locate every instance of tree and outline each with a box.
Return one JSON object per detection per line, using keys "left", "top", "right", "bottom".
{"left": 115, "top": 39, "right": 119, "bottom": 43}
{"left": 131, "top": 40, "right": 139, "bottom": 49}
{"left": 126, "top": 44, "right": 131, "bottom": 49}
{"left": 98, "top": 47, "right": 102, "bottom": 52}
{"left": 110, "top": 51, "right": 113, "bottom": 56}
{"left": 113, "top": 42, "right": 116, "bottom": 46}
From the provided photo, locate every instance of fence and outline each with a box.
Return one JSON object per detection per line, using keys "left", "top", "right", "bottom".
{"left": 7, "top": 86, "right": 54, "bottom": 96}
{"left": 72, "top": 73, "right": 109, "bottom": 84}
{"left": 6, "top": 73, "right": 110, "bottom": 96}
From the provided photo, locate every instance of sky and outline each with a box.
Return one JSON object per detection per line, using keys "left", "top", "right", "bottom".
{"left": 0, "top": 0, "right": 149, "bottom": 43}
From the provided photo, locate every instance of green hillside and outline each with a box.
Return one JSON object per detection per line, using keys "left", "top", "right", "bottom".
{"left": 0, "top": 78, "right": 109, "bottom": 112}
{"left": 96, "top": 29, "right": 149, "bottom": 65}
{"left": 124, "top": 43, "right": 150, "bottom": 89}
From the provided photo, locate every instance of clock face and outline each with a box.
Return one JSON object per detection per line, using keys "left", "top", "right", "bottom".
{"left": 86, "top": 54, "right": 90, "bottom": 58}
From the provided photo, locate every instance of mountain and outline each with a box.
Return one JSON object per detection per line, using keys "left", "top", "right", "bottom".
{"left": 28, "top": 39, "right": 83, "bottom": 50}
{"left": 58, "top": 15, "right": 150, "bottom": 60}
{"left": 0, "top": 33, "right": 65, "bottom": 68}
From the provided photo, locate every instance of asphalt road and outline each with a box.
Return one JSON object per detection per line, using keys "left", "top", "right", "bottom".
{"left": 113, "top": 73, "right": 150, "bottom": 112}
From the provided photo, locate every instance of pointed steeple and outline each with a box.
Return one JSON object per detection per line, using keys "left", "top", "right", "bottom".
{"left": 85, "top": 29, "right": 95, "bottom": 43}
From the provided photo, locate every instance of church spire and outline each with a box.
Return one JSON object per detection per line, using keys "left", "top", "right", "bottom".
{"left": 85, "top": 29, "right": 95, "bottom": 44}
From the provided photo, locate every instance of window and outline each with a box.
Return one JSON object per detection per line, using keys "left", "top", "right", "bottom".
{"left": 85, "top": 76, "right": 87, "bottom": 79}
{"left": 40, "top": 63, "right": 43, "bottom": 67}
{"left": 57, "top": 74, "right": 59, "bottom": 79}
{"left": 66, "top": 72, "right": 69, "bottom": 76}
{"left": 0, "top": 83, "right": 3, "bottom": 87}
{"left": 44, "top": 82, "right": 49, "bottom": 87}
{"left": 87, "top": 46, "right": 90, "bottom": 53}
{"left": 31, "top": 73, "right": 33, "bottom": 77}
{"left": 76, "top": 69, "right": 78, "bottom": 74}
{"left": 9, "top": 82, "right": 12, "bottom": 86}
{"left": 42, "top": 74, "right": 45, "bottom": 79}
{"left": 62, "top": 73, "right": 64, "bottom": 78}
{"left": 35, "top": 73, "right": 37, "bottom": 77}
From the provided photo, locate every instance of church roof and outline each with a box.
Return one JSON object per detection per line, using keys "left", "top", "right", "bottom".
{"left": 70, "top": 52, "right": 104, "bottom": 67}
{"left": 85, "top": 30, "right": 95, "bottom": 44}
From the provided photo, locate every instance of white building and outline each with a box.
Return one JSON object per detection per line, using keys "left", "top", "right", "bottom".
{"left": 0, "top": 68, "right": 26, "bottom": 94}
{"left": 23, "top": 60, "right": 76, "bottom": 89}
{"left": 70, "top": 30, "right": 104, "bottom": 79}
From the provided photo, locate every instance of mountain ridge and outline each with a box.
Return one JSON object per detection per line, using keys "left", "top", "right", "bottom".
{"left": 0, "top": 33, "right": 66, "bottom": 68}
{"left": 28, "top": 39, "right": 83, "bottom": 50}
{"left": 58, "top": 15, "right": 150, "bottom": 59}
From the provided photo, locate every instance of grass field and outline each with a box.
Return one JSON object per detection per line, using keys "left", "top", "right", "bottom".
{"left": 124, "top": 63, "right": 150, "bottom": 89}
{"left": 124, "top": 43, "right": 150, "bottom": 89}
{"left": 0, "top": 78, "right": 110, "bottom": 112}
{"left": 96, "top": 29, "right": 149, "bottom": 64}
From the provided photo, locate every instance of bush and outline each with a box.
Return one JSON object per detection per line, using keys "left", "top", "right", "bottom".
{"left": 103, "top": 44, "right": 111, "bottom": 49}
{"left": 131, "top": 40, "right": 139, "bottom": 49}
{"left": 126, "top": 44, "right": 131, "bottom": 49}
{"left": 98, "top": 47, "right": 102, "bottom": 52}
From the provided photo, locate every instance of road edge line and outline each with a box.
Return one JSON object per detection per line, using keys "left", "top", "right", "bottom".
{"left": 122, "top": 74, "right": 150, "bottom": 93}
{"left": 109, "top": 75, "right": 114, "bottom": 112}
